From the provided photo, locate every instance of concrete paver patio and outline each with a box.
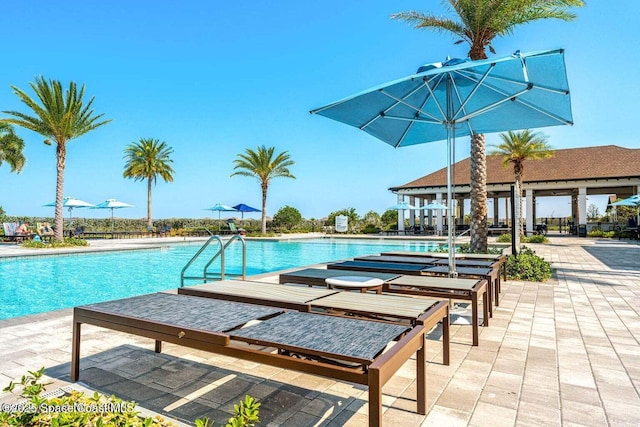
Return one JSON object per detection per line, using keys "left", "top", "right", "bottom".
{"left": 1, "top": 235, "right": 639, "bottom": 426}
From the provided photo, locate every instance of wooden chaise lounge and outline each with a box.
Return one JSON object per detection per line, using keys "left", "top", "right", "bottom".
{"left": 72, "top": 292, "right": 436, "bottom": 426}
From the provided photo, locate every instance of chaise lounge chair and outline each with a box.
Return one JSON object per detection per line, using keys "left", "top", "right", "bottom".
{"left": 71, "top": 292, "right": 435, "bottom": 425}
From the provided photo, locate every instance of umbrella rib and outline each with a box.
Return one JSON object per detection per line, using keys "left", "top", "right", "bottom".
{"left": 360, "top": 83, "right": 429, "bottom": 131}
{"left": 452, "top": 65, "right": 495, "bottom": 121}
{"left": 455, "top": 87, "right": 532, "bottom": 122}
{"left": 458, "top": 69, "right": 570, "bottom": 95}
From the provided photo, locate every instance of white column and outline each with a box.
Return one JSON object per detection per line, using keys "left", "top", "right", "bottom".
{"left": 409, "top": 196, "right": 416, "bottom": 228}
{"left": 416, "top": 198, "right": 424, "bottom": 230}
{"left": 578, "top": 187, "right": 587, "bottom": 225}
{"left": 526, "top": 189, "right": 534, "bottom": 234}
{"left": 436, "top": 193, "right": 444, "bottom": 235}
{"left": 397, "top": 194, "right": 405, "bottom": 232}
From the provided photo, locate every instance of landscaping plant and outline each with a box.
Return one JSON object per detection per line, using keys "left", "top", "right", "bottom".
{"left": 2, "top": 367, "right": 260, "bottom": 427}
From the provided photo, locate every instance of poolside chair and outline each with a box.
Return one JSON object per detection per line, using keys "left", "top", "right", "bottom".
{"left": 37, "top": 222, "right": 55, "bottom": 242}
{"left": 71, "top": 226, "right": 85, "bottom": 238}
{"left": 228, "top": 220, "right": 240, "bottom": 234}
{"left": 3, "top": 222, "right": 31, "bottom": 243}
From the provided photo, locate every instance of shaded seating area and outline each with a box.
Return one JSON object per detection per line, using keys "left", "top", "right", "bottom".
{"left": 71, "top": 292, "right": 444, "bottom": 425}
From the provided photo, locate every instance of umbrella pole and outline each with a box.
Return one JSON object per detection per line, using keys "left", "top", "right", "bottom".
{"left": 446, "top": 76, "right": 457, "bottom": 278}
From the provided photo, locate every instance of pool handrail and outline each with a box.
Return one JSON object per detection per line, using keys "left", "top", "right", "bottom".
{"left": 180, "top": 234, "right": 246, "bottom": 287}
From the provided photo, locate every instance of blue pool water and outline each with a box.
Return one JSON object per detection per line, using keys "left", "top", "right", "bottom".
{"left": 0, "top": 238, "right": 444, "bottom": 320}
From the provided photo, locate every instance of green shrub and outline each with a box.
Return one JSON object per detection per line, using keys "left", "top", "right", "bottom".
{"left": 22, "top": 237, "right": 89, "bottom": 249}
{"left": 496, "top": 233, "right": 511, "bottom": 243}
{"left": 506, "top": 246, "right": 552, "bottom": 282}
{"left": 588, "top": 229, "right": 615, "bottom": 238}
{"left": 362, "top": 224, "right": 381, "bottom": 234}
{"left": 496, "top": 233, "right": 549, "bottom": 244}
{"left": 2, "top": 368, "right": 260, "bottom": 427}
{"left": 525, "top": 234, "right": 548, "bottom": 244}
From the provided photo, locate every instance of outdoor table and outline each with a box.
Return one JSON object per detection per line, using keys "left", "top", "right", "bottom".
{"left": 325, "top": 276, "right": 384, "bottom": 294}
{"left": 280, "top": 267, "right": 399, "bottom": 288}
{"left": 71, "top": 292, "right": 431, "bottom": 426}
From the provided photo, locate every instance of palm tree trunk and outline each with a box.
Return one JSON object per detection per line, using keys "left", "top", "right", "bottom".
{"left": 261, "top": 183, "right": 268, "bottom": 234}
{"left": 147, "top": 178, "right": 153, "bottom": 228}
{"left": 469, "top": 134, "right": 488, "bottom": 253}
{"left": 54, "top": 143, "right": 66, "bottom": 242}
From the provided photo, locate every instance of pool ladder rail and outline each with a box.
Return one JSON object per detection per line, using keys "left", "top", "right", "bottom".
{"left": 180, "top": 232, "right": 247, "bottom": 287}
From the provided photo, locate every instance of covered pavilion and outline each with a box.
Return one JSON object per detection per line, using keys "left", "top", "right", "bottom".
{"left": 389, "top": 145, "right": 640, "bottom": 235}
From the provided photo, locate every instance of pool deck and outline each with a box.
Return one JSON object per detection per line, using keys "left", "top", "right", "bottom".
{"left": 1, "top": 234, "right": 639, "bottom": 426}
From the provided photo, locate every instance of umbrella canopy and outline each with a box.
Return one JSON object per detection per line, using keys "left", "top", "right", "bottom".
{"left": 91, "top": 199, "right": 135, "bottom": 232}
{"left": 43, "top": 197, "right": 95, "bottom": 219}
{"left": 611, "top": 195, "right": 640, "bottom": 207}
{"left": 205, "top": 203, "right": 238, "bottom": 230}
{"left": 311, "top": 49, "right": 573, "bottom": 275}
{"left": 232, "top": 203, "right": 261, "bottom": 223}
{"left": 423, "top": 202, "right": 448, "bottom": 210}
{"left": 387, "top": 202, "right": 417, "bottom": 210}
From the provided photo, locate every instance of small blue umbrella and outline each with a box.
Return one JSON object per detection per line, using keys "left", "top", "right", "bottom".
{"left": 611, "top": 195, "right": 640, "bottom": 207}
{"left": 43, "top": 196, "right": 95, "bottom": 219}
{"left": 91, "top": 199, "right": 134, "bottom": 232}
{"left": 423, "top": 202, "right": 448, "bottom": 210}
{"left": 232, "top": 203, "right": 261, "bottom": 224}
{"left": 205, "top": 203, "right": 237, "bottom": 230}
{"left": 387, "top": 202, "right": 417, "bottom": 211}
{"left": 311, "top": 49, "right": 573, "bottom": 274}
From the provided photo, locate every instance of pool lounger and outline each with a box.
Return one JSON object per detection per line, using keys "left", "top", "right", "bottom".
{"left": 381, "top": 251, "right": 508, "bottom": 282}
{"left": 280, "top": 268, "right": 488, "bottom": 346}
{"left": 327, "top": 260, "right": 500, "bottom": 317}
{"left": 179, "top": 280, "right": 450, "bottom": 363}
{"left": 72, "top": 293, "right": 434, "bottom": 426}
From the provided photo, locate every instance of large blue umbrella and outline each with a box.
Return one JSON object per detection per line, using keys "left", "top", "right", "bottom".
{"left": 311, "top": 49, "right": 573, "bottom": 274}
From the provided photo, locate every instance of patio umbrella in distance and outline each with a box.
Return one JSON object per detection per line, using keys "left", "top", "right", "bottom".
{"left": 311, "top": 49, "right": 573, "bottom": 275}
{"left": 91, "top": 199, "right": 135, "bottom": 233}
{"left": 43, "top": 196, "right": 95, "bottom": 219}
{"left": 205, "top": 203, "right": 237, "bottom": 231}
{"left": 232, "top": 203, "right": 261, "bottom": 225}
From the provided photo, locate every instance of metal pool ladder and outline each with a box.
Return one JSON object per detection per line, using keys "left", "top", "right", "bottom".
{"left": 180, "top": 234, "right": 246, "bottom": 287}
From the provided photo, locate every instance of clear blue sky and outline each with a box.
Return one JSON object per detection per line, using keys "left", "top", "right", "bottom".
{"left": 1, "top": 1, "right": 637, "bottom": 221}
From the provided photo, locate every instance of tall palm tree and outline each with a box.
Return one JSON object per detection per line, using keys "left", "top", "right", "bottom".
{"left": 123, "top": 138, "right": 175, "bottom": 228}
{"left": 490, "top": 130, "right": 553, "bottom": 235}
{"left": 0, "top": 123, "right": 26, "bottom": 174}
{"left": 1, "top": 77, "right": 111, "bottom": 241}
{"left": 392, "top": 0, "right": 584, "bottom": 252}
{"left": 231, "top": 146, "right": 295, "bottom": 234}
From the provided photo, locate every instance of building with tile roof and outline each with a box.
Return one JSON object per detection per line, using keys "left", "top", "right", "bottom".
{"left": 389, "top": 145, "right": 640, "bottom": 234}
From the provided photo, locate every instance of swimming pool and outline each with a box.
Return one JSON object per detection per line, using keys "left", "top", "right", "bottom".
{"left": 0, "top": 238, "right": 444, "bottom": 320}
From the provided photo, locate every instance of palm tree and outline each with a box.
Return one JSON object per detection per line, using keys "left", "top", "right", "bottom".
{"left": 392, "top": 0, "right": 584, "bottom": 252}
{"left": 0, "top": 123, "right": 26, "bottom": 174}
{"left": 1, "top": 77, "right": 111, "bottom": 241}
{"left": 231, "top": 146, "right": 295, "bottom": 234}
{"left": 123, "top": 138, "right": 175, "bottom": 228}
{"left": 490, "top": 130, "right": 553, "bottom": 235}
